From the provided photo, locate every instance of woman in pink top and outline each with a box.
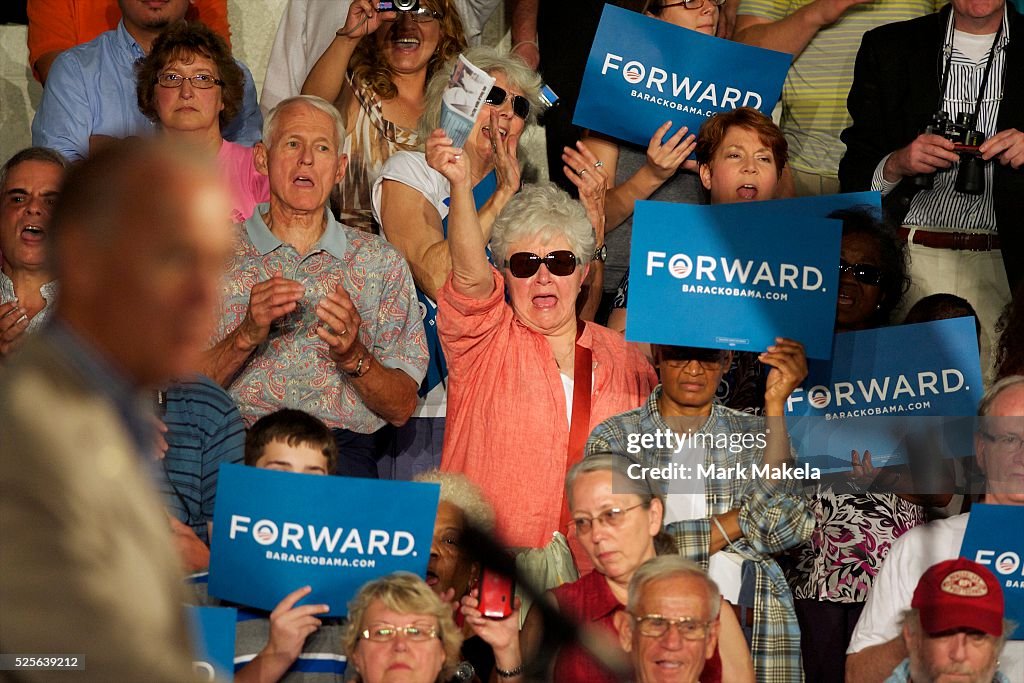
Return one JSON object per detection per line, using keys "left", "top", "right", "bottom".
{"left": 136, "top": 22, "right": 268, "bottom": 223}
{"left": 429, "top": 130, "right": 657, "bottom": 549}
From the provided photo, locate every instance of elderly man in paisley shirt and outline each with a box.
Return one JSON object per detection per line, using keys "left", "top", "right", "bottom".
{"left": 203, "top": 95, "right": 428, "bottom": 477}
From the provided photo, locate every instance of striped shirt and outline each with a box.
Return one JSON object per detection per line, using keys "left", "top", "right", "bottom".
{"left": 873, "top": 7, "right": 1009, "bottom": 233}
{"left": 161, "top": 376, "right": 245, "bottom": 543}
{"left": 586, "top": 391, "right": 814, "bottom": 683}
{"left": 740, "top": 0, "right": 942, "bottom": 177}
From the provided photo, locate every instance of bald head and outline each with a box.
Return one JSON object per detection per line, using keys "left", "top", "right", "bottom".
{"left": 54, "top": 139, "right": 234, "bottom": 386}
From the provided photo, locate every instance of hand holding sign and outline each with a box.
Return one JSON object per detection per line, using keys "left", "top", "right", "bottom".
{"left": 761, "top": 337, "right": 809, "bottom": 414}
{"left": 263, "top": 586, "right": 330, "bottom": 666}
{"left": 646, "top": 121, "right": 697, "bottom": 179}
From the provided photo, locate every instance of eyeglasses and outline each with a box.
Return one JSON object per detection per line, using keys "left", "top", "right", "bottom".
{"left": 506, "top": 250, "right": 579, "bottom": 278}
{"left": 383, "top": 7, "right": 443, "bottom": 23}
{"left": 981, "top": 431, "right": 1024, "bottom": 454}
{"left": 486, "top": 85, "right": 531, "bottom": 120}
{"left": 839, "top": 259, "right": 885, "bottom": 286}
{"left": 654, "top": 0, "right": 727, "bottom": 10}
{"left": 570, "top": 503, "right": 646, "bottom": 536}
{"left": 633, "top": 614, "right": 714, "bottom": 640}
{"left": 157, "top": 73, "right": 224, "bottom": 89}
{"left": 359, "top": 622, "right": 439, "bottom": 642}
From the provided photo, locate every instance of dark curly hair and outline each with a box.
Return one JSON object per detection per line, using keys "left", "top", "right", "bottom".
{"left": 136, "top": 21, "right": 245, "bottom": 131}
{"left": 994, "top": 283, "right": 1024, "bottom": 380}
{"left": 349, "top": 0, "right": 467, "bottom": 101}
{"left": 832, "top": 207, "right": 911, "bottom": 328}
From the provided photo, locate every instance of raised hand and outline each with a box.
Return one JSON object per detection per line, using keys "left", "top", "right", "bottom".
{"left": 760, "top": 337, "right": 808, "bottom": 413}
{"left": 262, "top": 586, "right": 330, "bottom": 665}
{"left": 646, "top": 120, "right": 698, "bottom": 180}
{"left": 336, "top": 0, "right": 396, "bottom": 39}
{"left": 489, "top": 108, "right": 523, "bottom": 196}
{"left": 562, "top": 140, "right": 609, "bottom": 244}
{"left": 426, "top": 129, "right": 471, "bottom": 188}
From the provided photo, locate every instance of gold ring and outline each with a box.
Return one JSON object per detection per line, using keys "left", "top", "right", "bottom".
{"left": 579, "top": 168, "right": 589, "bottom": 176}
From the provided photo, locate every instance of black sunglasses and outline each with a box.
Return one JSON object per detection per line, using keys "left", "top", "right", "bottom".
{"left": 486, "top": 85, "right": 530, "bottom": 120}
{"left": 506, "top": 250, "right": 579, "bottom": 278}
{"left": 839, "top": 259, "right": 885, "bottom": 286}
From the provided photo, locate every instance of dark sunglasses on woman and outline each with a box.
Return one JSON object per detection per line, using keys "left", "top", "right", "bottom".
{"left": 486, "top": 85, "right": 530, "bottom": 120}
{"left": 839, "top": 259, "right": 885, "bottom": 286}
{"left": 506, "top": 250, "right": 579, "bottom": 278}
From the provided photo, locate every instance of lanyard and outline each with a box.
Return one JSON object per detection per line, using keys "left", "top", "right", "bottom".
{"left": 935, "top": 18, "right": 1004, "bottom": 128}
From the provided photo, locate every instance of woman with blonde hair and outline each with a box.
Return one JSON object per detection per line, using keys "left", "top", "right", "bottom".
{"left": 302, "top": 0, "right": 466, "bottom": 231}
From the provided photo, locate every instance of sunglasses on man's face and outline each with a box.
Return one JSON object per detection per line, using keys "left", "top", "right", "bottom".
{"left": 485, "top": 85, "right": 530, "bottom": 120}
{"left": 839, "top": 259, "right": 885, "bottom": 286}
{"left": 506, "top": 250, "right": 579, "bottom": 278}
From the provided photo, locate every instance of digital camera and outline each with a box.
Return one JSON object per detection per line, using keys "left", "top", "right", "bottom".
{"left": 912, "top": 111, "right": 987, "bottom": 196}
{"left": 377, "top": 0, "right": 419, "bottom": 11}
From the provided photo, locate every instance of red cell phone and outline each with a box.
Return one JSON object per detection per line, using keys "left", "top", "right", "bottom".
{"left": 477, "top": 568, "right": 514, "bottom": 619}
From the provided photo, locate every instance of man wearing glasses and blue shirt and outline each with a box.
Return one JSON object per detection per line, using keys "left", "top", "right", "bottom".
{"left": 31, "top": 0, "right": 262, "bottom": 162}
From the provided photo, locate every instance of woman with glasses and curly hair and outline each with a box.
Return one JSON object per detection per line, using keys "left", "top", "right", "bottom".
{"left": 302, "top": 0, "right": 466, "bottom": 232}
{"left": 136, "top": 22, "right": 268, "bottom": 223}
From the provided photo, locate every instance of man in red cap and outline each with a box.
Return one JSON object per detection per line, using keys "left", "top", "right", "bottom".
{"left": 885, "top": 558, "right": 1012, "bottom": 683}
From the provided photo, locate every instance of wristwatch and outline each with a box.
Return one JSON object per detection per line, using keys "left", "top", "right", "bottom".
{"left": 592, "top": 244, "right": 607, "bottom": 262}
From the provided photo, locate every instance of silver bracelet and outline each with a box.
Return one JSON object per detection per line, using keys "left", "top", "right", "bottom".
{"left": 494, "top": 664, "right": 523, "bottom": 678}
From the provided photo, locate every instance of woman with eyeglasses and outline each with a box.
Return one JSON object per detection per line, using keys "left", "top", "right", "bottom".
{"left": 343, "top": 572, "right": 463, "bottom": 683}
{"left": 367, "top": 47, "right": 552, "bottom": 477}
{"left": 513, "top": 454, "right": 754, "bottom": 683}
{"left": 576, "top": 0, "right": 726, "bottom": 321}
{"left": 136, "top": 22, "right": 268, "bottom": 223}
{"left": 783, "top": 209, "right": 953, "bottom": 682}
{"left": 416, "top": 157, "right": 656, "bottom": 554}
{"left": 302, "top": 0, "right": 466, "bottom": 233}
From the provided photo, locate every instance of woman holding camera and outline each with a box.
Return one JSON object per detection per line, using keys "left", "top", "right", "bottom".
{"left": 302, "top": 0, "right": 466, "bottom": 232}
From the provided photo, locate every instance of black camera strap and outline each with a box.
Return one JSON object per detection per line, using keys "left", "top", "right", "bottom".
{"left": 935, "top": 16, "right": 1004, "bottom": 129}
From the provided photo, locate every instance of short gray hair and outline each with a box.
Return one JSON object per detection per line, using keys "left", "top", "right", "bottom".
{"left": 978, "top": 375, "right": 1024, "bottom": 417}
{"left": 627, "top": 555, "right": 721, "bottom": 621}
{"left": 418, "top": 46, "right": 545, "bottom": 141}
{"left": 262, "top": 95, "right": 346, "bottom": 150}
{"left": 567, "top": 453, "right": 659, "bottom": 510}
{"left": 489, "top": 182, "right": 596, "bottom": 268}
{"left": 0, "top": 147, "right": 68, "bottom": 192}
{"left": 413, "top": 470, "right": 496, "bottom": 535}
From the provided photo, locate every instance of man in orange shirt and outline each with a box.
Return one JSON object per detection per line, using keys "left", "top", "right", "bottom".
{"left": 27, "top": 0, "right": 230, "bottom": 83}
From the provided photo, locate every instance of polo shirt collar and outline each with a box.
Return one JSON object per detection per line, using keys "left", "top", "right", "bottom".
{"left": 244, "top": 203, "right": 349, "bottom": 260}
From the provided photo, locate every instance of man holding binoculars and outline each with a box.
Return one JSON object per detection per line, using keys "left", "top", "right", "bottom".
{"left": 839, "top": 0, "right": 1024, "bottom": 380}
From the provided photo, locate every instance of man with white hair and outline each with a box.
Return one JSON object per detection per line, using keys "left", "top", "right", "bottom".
{"left": 887, "top": 557, "right": 1012, "bottom": 683}
{"left": 204, "top": 95, "right": 427, "bottom": 477}
{"left": 614, "top": 555, "right": 724, "bottom": 683}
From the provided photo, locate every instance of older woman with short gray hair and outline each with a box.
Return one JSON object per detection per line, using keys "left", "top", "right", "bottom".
{"left": 427, "top": 160, "right": 657, "bottom": 552}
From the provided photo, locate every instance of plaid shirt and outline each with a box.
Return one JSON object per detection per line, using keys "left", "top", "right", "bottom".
{"left": 586, "top": 388, "right": 813, "bottom": 683}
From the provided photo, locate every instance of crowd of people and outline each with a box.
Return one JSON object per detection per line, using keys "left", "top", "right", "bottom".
{"left": 1, "top": 0, "right": 1023, "bottom": 681}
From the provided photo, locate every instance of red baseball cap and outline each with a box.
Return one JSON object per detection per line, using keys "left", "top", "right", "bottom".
{"left": 911, "top": 558, "right": 1004, "bottom": 636}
